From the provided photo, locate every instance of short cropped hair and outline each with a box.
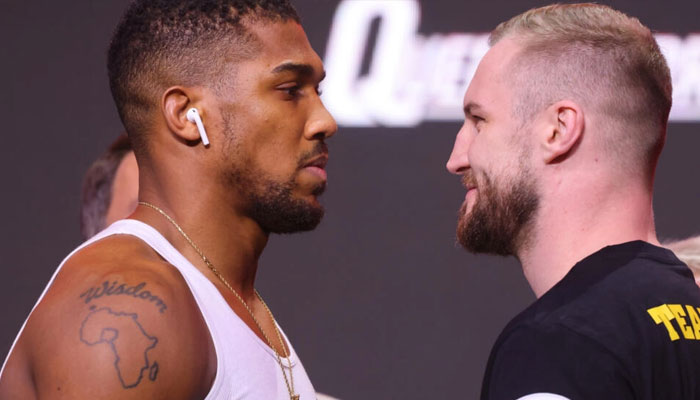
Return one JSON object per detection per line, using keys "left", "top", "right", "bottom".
{"left": 665, "top": 236, "right": 700, "bottom": 275}
{"left": 107, "top": 0, "right": 299, "bottom": 154}
{"left": 80, "top": 134, "right": 133, "bottom": 240}
{"left": 490, "top": 3, "right": 672, "bottom": 175}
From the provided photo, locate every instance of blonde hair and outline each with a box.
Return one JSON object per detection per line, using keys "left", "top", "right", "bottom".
{"left": 665, "top": 236, "right": 700, "bottom": 274}
{"left": 490, "top": 3, "right": 671, "bottom": 176}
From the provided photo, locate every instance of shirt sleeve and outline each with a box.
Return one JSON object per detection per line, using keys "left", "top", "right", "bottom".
{"left": 482, "top": 322, "right": 635, "bottom": 400}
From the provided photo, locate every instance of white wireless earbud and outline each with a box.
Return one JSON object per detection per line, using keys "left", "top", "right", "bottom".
{"left": 186, "top": 108, "right": 210, "bottom": 147}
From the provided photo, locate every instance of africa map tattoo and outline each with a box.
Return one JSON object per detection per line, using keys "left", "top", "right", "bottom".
{"left": 79, "top": 281, "right": 167, "bottom": 313}
{"left": 79, "top": 305, "right": 159, "bottom": 389}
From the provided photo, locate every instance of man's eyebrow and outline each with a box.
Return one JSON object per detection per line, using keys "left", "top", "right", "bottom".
{"left": 270, "top": 62, "right": 326, "bottom": 81}
{"left": 463, "top": 102, "right": 484, "bottom": 117}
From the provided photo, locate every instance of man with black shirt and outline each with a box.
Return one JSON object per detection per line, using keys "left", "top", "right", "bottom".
{"left": 446, "top": 3, "right": 700, "bottom": 399}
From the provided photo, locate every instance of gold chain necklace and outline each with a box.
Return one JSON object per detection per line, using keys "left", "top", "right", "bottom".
{"left": 138, "top": 201, "right": 299, "bottom": 400}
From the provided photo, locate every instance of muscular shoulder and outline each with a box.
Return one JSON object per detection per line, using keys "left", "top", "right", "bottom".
{"left": 3, "top": 235, "right": 214, "bottom": 400}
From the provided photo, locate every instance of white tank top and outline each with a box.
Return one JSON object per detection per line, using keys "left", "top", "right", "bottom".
{"left": 1, "top": 219, "right": 316, "bottom": 400}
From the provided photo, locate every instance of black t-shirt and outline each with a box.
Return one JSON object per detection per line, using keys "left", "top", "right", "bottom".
{"left": 481, "top": 241, "right": 700, "bottom": 400}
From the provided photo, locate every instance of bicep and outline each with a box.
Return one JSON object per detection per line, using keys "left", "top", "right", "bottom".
{"left": 484, "top": 324, "right": 634, "bottom": 400}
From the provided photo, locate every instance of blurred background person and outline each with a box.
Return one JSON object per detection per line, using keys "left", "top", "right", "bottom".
{"left": 665, "top": 236, "right": 700, "bottom": 286}
{"left": 80, "top": 134, "right": 139, "bottom": 239}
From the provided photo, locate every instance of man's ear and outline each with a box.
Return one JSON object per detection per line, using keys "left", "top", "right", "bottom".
{"left": 539, "top": 100, "right": 584, "bottom": 164}
{"left": 162, "top": 86, "right": 204, "bottom": 143}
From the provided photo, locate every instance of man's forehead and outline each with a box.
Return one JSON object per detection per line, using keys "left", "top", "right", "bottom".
{"left": 247, "top": 20, "right": 324, "bottom": 78}
{"left": 463, "top": 37, "right": 521, "bottom": 109}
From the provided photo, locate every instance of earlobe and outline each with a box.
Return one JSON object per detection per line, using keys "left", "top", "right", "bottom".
{"left": 541, "top": 101, "right": 584, "bottom": 164}
{"left": 162, "top": 87, "right": 207, "bottom": 145}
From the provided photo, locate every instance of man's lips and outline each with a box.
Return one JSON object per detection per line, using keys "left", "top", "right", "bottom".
{"left": 461, "top": 176, "right": 477, "bottom": 202}
{"left": 303, "top": 154, "right": 328, "bottom": 169}
{"left": 465, "top": 186, "right": 478, "bottom": 202}
{"left": 302, "top": 154, "right": 329, "bottom": 181}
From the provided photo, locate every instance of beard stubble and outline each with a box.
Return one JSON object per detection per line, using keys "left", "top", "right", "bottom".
{"left": 457, "top": 167, "right": 539, "bottom": 256}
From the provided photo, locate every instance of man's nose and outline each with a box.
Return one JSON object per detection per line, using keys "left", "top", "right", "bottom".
{"left": 305, "top": 100, "right": 338, "bottom": 140}
{"left": 446, "top": 124, "right": 471, "bottom": 174}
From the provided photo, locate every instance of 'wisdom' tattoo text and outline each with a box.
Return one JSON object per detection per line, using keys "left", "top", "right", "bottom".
{"left": 80, "top": 281, "right": 167, "bottom": 313}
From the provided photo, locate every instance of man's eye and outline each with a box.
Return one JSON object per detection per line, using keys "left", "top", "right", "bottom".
{"left": 286, "top": 86, "right": 300, "bottom": 97}
{"left": 471, "top": 115, "right": 485, "bottom": 132}
{"left": 471, "top": 115, "right": 485, "bottom": 126}
{"left": 278, "top": 84, "right": 301, "bottom": 98}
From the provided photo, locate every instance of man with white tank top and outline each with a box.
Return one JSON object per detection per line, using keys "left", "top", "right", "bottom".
{"left": 0, "top": 1, "right": 337, "bottom": 399}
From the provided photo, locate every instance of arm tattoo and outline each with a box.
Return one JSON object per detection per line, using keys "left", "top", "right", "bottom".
{"left": 79, "top": 281, "right": 167, "bottom": 313}
{"left": 79, "top": 305, "right": 160, "bottom": 389}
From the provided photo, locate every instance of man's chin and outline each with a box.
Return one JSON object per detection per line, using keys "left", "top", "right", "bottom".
{"left": 268, "top": 205, "right": 325, "bottom": 234}
{"left": 260, "top": 192, "right": 325, "bottom": 234}
{"left": 455, "top": 207, "right": 498, "bottom": 254}
{"left": 455, "top": 208, "right": 522, "bottom": 256}
{"left": 456, "top": 203, "right": 472, "bottom": 234}
{"left": 456, "top": 216, "right": 473, "bottom": 250}
{"left": 294, "top": 184, "right": 326, "bottom": 209}
{"left": 310, "top": 182, "right": 327, "bottom": 197}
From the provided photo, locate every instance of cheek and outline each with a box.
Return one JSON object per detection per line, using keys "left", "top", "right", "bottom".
{"left": 235, "top": 124, "right": 301, "bottom": 176}
{"left": 469, "top": 132, "right": 519, "bottom": 177}
{"left": 220, "top": 99, "right": 309, "bottom": 180}
{"left": 250, "top": 137, "right": 300, "bottom": 181}
{"left": 466, "top": 136, "right": 491, "bottom": 172}
{"left": 251, "top": 145, "right": 300, "bottom": 179}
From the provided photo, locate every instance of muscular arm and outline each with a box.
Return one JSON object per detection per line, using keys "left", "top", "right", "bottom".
{"left": 0, "top": 238, "right": 214, "bottom": 400}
